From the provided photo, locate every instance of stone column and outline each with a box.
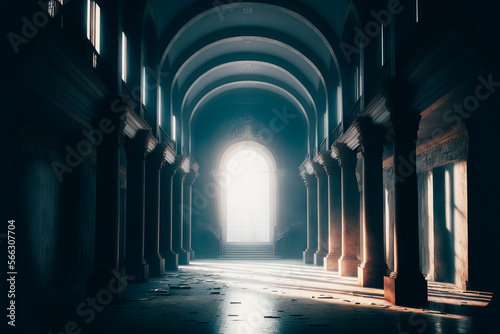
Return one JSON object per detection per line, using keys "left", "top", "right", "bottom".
{"left": 355, "top": 118, "right": 388, "bottom": 288}
{"left": 144, "top": 144, "right": 167, "bottom": 277}
{"left": 302, "top": 173, "right": 318, "bottom": 264}
{"left": 123, "top": 130, "right": 151, "bottom": 283}
{"left": 275, "top": 170, "right": 287, "bottom": 237}
{"left": 160, "top": 162, "right": 178, "bottom": 271}
{"left": 332, "top": 143, "right": 360, "bottom": 277}
{"left": 183, "top": 170, "right": 199, "bottom": 261}
{"left": 313, "top": 162, "right": 328, "bottom": 266}
{"left": 383, "top": 82, "right": 427, "bottom": 306}
{"left": 322, "top": 153, "right": 342, "bottom": 271}
{"left": 172, "top": 163, "right": 188, "bottom": 265}
{"left": 86, "top": 111, "right": 127, "bottom": 301}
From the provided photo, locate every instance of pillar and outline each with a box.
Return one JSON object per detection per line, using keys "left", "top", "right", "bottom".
{"left": 183, "top": 170, "right": 199, "bottom": 261}
{"left": 123, "top": 130, "right": 151, "bottom": 283}
{"left": 160, "top": 162, "right": 178, "bottom": 270}
{"left": 86, "top": 111, "right": 127, "bottom": 301}
{"left": 356, "top": 117, "right": 388, "bottom": 288}
{"left": 313, "top": 162, "right": 328, "bottom": 266}
{"left": 302, "top": 173, "right": 318, "bottom": 264}
{"left": 173, "top": 164, "right": 188, "bottom": 265}
{"left": 322, "top": 153, "right": 342, "bottom": 271}
{"left": 144, "top": 144, "right": 167, "bottom": 277}
{"left": 383, "top": 82, "right": 427, "bottom": 306}
{"left": 332, "top": 143, "right": 360, "bottom": 277}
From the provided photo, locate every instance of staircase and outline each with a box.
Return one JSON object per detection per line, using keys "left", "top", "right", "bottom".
{"left": 219, "top": 244, "right": 280, "bottom": 260}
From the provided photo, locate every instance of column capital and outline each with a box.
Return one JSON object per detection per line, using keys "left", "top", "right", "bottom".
{"left": 354, "top": 117, "right": 386, "bottom": 158}
{"left": 146, "top": 143, "right": 168, "bottom": 170}
{"left": 315, "top": 151, "right": 339, "bottom": 176}
{"left": 331, "top": 143, "right": 357, "bottom": 169}
{"left": 124, "top": 129, "right": 153, "bottom": 159}
{"left": 184, "top": 170, "right": 199, "bottom": 187}
{"left": 312, "top": 161, "right": 327, "bottom": 178}
{"left": 387, "top": 111, "right": 421, "bottom": 143}
{"left": 301, "top": 172, "right": 317, "bottom": 188}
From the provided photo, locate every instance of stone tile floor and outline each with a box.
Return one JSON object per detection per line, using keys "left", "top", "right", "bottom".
{"left": 19, "top": 260, "right": 495, "bottom": 333}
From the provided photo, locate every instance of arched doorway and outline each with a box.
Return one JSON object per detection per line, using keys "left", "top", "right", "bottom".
{"left": 219, "top": 141, "right": 276, "bottom": 247}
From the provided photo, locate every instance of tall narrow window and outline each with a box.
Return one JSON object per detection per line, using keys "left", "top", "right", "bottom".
{"left": 337, "top": 86, "right": 342, "bottom": 124}
{"left": 87, "top": 0, "right": 101, "bottom": 53}
{"left": 381, "top": 24, "right": 385, "bottom": 66}
{"left": 172, "top": 115, "right": 176, "bottom": 141}
{"left": 157, "top": 86, "right": 162, "bottom": 127}
{"left": 121, "top": 32, "right": 127, "bottom": 82}
{"left": 416, "top": 0, "right": 420, "bottom": 23}
{"left": 141, "top": 67, "right": 146, "bottom": 105}
{"left": 87, "top": 0, "right": 100, "bottom": 68}
{"left": 355, "top": 67, "right": 362, "bottom": 100}
{"left": 324, "top": 111, "right": 328, "bottom": 140}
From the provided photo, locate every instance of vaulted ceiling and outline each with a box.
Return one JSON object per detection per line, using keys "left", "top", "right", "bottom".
{"left": 146, "top": 0, "right": 354, "bottom": 153}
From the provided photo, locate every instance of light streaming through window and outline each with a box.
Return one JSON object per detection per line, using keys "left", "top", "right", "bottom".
{"left": 142, "top": 67, "right": 146, "bottom": 105}
{"left": 226, "top": 149, "right": 270, "bottom": 243}
{"left": 121, "top": 32, "right": 127, "bottom": 82}
{"left": 87, "top": 0, "right": 101, "bottom": 53}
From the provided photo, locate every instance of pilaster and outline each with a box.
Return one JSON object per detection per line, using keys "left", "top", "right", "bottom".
{"left": 332, "top": 143, "right": 360, "bottom": 277}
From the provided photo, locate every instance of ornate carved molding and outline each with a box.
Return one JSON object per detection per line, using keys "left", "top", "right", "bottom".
{"left": 146, "top": 143, "right": 169, "bottom": 170}
{"left": 301, "top": 172, "right": 317, "bottom": 188}
{"left": 124, "top": 129, "right": 152, "bottom": 160}
{"left": 354, "top": 117, "right": 386, "bottom": 158}
{"left": 331, "top": 142, "right": 357, "bottom": 169}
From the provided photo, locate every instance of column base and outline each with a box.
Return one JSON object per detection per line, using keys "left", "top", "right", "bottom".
{"left": 314, "top": 250, "right": 328, "bottom": 266}
{"left": 184, "top": 248, "right": 195, "bottom": 261}
{"left": 162, "top": 251, "right": 179, "bottom": 271}
{"left": 324, "top": 253, "right": 341, "bottom": 271}
{"left": 358, "top": 263, "right": 388, "bottom": 288}
{"left": 384, "top": 272, "right": 428, "bottom": 307}
{"left": 176, "top": 249, "right": 190, "bottom": 265}
{"left": 86, "top": 269, "right": 128, "bottom": 303}
{"left": 338, "top": 256, "right": 360, "bottom": 277}
{"left": 146, "top": 254, "right": 165, "bottom": 277}
{"left": 303, "top": 249, "right": 315, "bottom": 264}
{"left": 124, "top": 260, "right": 149, "bottom": 283}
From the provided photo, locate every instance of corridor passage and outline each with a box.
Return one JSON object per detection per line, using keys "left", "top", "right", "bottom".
{"left": 26, "top": 260, "right": 492, "bottom": 334}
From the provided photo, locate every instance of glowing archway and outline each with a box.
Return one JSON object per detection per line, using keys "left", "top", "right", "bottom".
{"left": 219, "top": 141, "right": 277, "bottom": 245}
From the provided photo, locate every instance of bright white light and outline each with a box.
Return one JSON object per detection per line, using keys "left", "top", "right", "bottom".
{"left": 142, "top": 67, "right": 146, "bottom": 105}
{"left": 337, "top": 86, "right": 342, "bottom": 124}
{"left": 416, "top": 0, "right": 420, "bottom": 23}
{"left": 95, "top": 3, "right": 100, "bottom": 53}
{"left": 87, "top": 0, "right": 90, "bottom": 39}
{"left": 87, "top": 1, "right": 100, "bottom": 54}
{"left": 226, "top": 149, "right": 270, "bottom": 243}
{"left": 121, "top": 32, "right": 127, "bottom": 82}
{"left": 158, "top": 86, "right": 162, "bottom": 126}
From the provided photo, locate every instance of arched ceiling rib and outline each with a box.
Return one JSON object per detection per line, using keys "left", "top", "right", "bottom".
{"left": 180, "top": 62, "right": 318, "bottom": 119}
{"left": 187, "top": 82, "right": 313, "bottom": 151}
{"left": 152, "top": 1, "right": 345, "bottom": 154}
